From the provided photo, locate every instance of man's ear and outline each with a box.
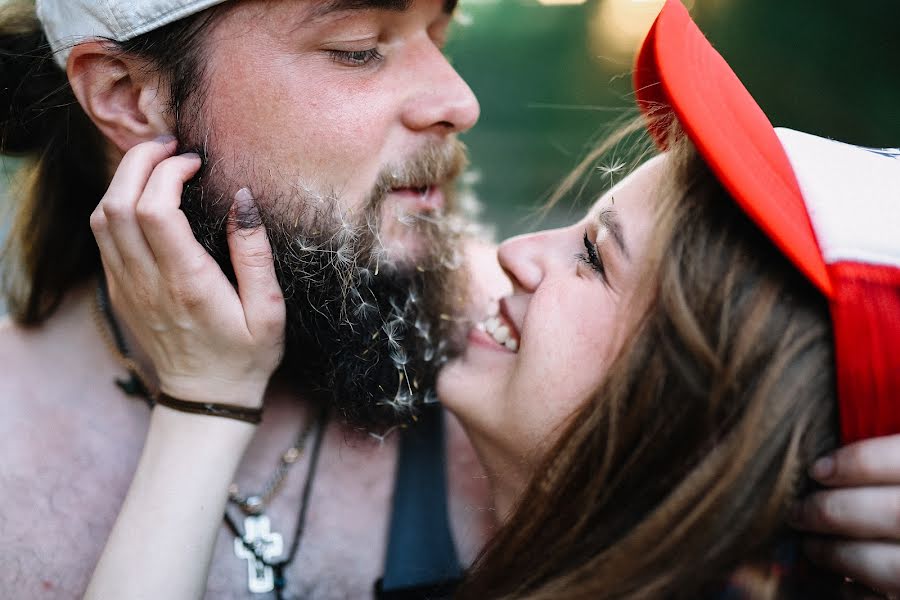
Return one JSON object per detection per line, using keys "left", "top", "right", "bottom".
{"left": 67, "top": 41, "right": 172, "bottom": 154}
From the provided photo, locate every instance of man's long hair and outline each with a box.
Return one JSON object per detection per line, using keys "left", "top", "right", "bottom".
{"left": 457, "top": 125, "right": 840, "bottom": 599}
{"left": 0, "top": 1, "right": 227, "bottom": 324}
{"left": 0, "top": 1, "right": 472, "bottom": 428}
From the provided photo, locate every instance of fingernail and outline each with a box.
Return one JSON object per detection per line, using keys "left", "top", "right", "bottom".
{"left": 181, "top": 152, "right": 201, "bottom": 161}
{"left": 810, "top": 456, "right": 835, "bottom": 481}
{"left": 233, "top": 187, "right": 260, "bottom": 229}
{"left": 155, "top": 134, "right": 177, "bottom": 144}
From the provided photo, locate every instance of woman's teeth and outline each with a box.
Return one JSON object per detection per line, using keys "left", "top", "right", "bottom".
{"left": 479, "top": 315, "right": 519, "bottom": 352}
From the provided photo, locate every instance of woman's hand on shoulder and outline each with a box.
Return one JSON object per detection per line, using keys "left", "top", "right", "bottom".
{"left": 90, "top": 136, "right": 285, "bottom": 408}
{"left": 793, "top": 434, "right": 900, "bottom": 594}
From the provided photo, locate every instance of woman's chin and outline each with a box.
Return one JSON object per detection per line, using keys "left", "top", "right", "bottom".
{"left": 436, "top": 357, "right": 466, "bottom": 414}
{"left": 436, "top": 357, "right": 498, "bottom": 425}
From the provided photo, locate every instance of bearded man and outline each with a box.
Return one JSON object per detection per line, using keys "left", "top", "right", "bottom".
{"left": 0, "top": 0, "right": 505, "bottom": 597}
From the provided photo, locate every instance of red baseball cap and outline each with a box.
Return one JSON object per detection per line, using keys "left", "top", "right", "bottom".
{"left": 634, "top": 0, "right": 900, "bottom": 444}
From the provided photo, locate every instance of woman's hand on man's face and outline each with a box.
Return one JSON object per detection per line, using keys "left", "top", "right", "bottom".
{"left": 89, "top": 136, "right": 286, "bottom": 408}
{"left": 793, "top": 434, "right": 900, "bottom": 595}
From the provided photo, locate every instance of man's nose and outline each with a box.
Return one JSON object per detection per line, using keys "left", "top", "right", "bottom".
{"left": 400, "top": 38, "right": 480, "bottom": 135}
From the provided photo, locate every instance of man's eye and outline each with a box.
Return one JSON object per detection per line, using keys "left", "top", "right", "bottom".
{"left": 327, "top": 48, "right": 384, "bottom": 66}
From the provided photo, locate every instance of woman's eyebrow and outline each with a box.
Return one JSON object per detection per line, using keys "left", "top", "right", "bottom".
{"left": 598, "top": 207, "right": 629, "bottom": 259}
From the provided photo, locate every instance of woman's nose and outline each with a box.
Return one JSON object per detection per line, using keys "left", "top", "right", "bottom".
{"left": 497, "top": 231, "right": 552, "bottom": 294}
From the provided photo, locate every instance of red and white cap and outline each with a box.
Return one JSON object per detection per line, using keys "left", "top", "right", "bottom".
{"left": 634, "top": 0, "right": 900, "bottom": 444}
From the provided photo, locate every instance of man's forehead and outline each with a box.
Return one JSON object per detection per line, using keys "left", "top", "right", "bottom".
{"left": 306, "top": 0, "right": 458, "bottom": 21}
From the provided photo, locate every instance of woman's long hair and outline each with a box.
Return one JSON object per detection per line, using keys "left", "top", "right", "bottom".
{"left": 457, "top": 127, "right": 838, "bottom": 599}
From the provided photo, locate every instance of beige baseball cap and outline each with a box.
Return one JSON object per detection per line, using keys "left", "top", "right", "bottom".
{"left": 36, "top": 0, "right": 232, "bottom": 68}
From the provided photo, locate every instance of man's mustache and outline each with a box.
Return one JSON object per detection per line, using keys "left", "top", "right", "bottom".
{"left": 215, "top": 138, "right": 468, "bottom": 237}
{"left": 368, "top": 139, "right": 469, "bottom": 213}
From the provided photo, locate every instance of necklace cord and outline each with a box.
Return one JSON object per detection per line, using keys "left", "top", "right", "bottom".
{"left": 230, "top": 416, "right": 318, "bottom": 513}
{"left": 94, "top": 277, "right": 156, "bottom": 403}
{"left": 225, "top": 406, "right": 330, "bottom": 585}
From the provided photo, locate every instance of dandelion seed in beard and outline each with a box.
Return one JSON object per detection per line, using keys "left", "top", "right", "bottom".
{"left": 176, "top": 136, "right": 472, "bottom": 430}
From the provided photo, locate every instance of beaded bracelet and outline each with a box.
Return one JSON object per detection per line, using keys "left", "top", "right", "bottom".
{"left": 156, "top": 393, "right": 263, "bottom": 425}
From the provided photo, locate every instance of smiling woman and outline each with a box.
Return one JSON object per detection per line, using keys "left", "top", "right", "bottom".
{"left": 437, "top": 1, "right": 900, "bottom": 597}
{"left": 444, "top": 129, "right": 839, "bottom": 598}
{"left": 439, "top": 148, "right": 665, "bottom": 502}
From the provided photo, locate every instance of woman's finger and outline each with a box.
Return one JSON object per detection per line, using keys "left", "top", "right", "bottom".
{"left": 102, "top": 139, "right": 179, "bottom": 273}
{"left": 805, "top": 539, "right": 900, "bottom": 594}
{"left": 135, "top": 153, "right": 205, "bottom": 274}
{"left": 90, "top": 205, "right": 124, "bottom": 276}
{"left": 811, "top": 435, "right": 900, "bottom": 487}
{"left": 227, "top": 188, "right": 285, "bottom": 340}
{"left": 105, "top": 136, "right": 178, "bottom": 201}
{"left": 794, "top": 487, "right": 900, "bottom": 539}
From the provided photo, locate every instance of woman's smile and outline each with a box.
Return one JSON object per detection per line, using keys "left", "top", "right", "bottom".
{"left": 471, "top": 299, "right": 521, "bottom": 353}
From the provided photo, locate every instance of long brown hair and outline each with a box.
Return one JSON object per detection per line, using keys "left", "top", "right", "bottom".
{"left": 0, "top": 1, "right": 225, "bottom": 325}
{"left": 457, "top": 127, "right": 838, "bottom": 599}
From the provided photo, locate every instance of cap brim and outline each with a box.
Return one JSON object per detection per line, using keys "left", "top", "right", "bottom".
{"left": 634, "top": 0, "right": 833, "bottom": 297}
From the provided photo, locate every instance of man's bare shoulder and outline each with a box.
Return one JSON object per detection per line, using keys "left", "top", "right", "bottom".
{"left": 0, "top": 316, "right": 60, "bottom": 404}
{"left": 0, "top": 314, "right": 37, "bottom": 384}
{"left": 0, "top": 284, "right": 149, "bottom": 465}
{"left": 0, "top": 315, "right": 65, "bottom": 441}
{"left": 0, "top": 285, "right": 124, "bottom": 393}
{"left": 0, "top": 294, "right": 150, "bottom": 598}
{"left": 2, "top": 289, "right": 86, "bottom": 376}
{"left": 0, "top": 316, "right": 89, "bottom": 596}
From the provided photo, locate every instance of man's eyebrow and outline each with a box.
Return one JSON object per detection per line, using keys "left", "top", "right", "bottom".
{"left": 597, "top": 207, "right": 629, "bottom": 259}
{"left": 307, "top": 0, "right": 458, "bottom": 21}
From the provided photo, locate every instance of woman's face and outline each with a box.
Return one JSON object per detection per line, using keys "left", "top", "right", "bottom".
{"left": 438, "top": 155, "right": 667, "bottom": 492}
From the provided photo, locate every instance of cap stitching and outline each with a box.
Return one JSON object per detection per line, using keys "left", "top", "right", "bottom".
{"left": 104, "top": 0, "right": 127, "bottom": 35}
{"left": 115, "top": 0, "right": 230, "bottom": 41}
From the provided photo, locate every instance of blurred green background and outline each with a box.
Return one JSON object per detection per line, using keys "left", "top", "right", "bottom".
{"left": 444, "top": 0, "right": 900, "bottom": 237}
{"left": 2, "top": 0, "right": 899, "bottom": 311}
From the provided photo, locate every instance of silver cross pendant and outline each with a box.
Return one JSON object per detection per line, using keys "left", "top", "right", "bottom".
{"left": 234, "top": 514, "right": 285, "bottom": 593}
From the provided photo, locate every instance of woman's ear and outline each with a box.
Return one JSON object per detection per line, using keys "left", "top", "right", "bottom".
{"left": 66, "top": 41, "right": 172, "bottom": 154}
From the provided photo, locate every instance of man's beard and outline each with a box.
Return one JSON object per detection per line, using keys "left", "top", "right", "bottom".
{"left": 177, "top": 140, "right": 473, "bottom": 430}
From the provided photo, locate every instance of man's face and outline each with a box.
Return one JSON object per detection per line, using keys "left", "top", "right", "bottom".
{"left": 174, "top": 0, "right": 481, "bottom": 429}
{"left": 195, "top": 0, "right": 478, "bottom": 247}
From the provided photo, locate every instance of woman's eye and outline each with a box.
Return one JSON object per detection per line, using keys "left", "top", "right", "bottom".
{"left": 578, "top": 231, "right": 607, "bottom": 281}
{"left": 327, "top": 48, "right": 384, "bottom": 67}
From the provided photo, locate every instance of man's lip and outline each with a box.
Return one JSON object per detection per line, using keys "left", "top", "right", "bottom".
{"left": 389, "top": 185, "right": 444, "bottom": 211}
